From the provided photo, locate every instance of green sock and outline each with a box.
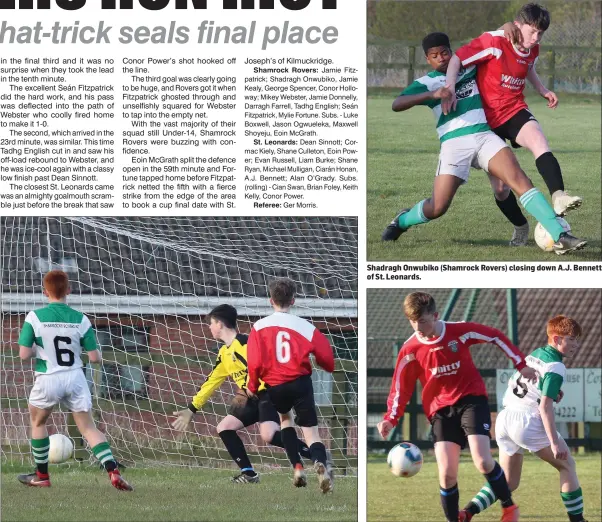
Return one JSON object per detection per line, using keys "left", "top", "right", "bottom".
{"left": 519, "top": 188, "right": 564, "bottom": 241}
{"left": 561, "top": 487, "right": 584, "bottom": 517}
{"left": 31, "top": 437, "right": 50, "bottom": 475}
{"left": 92, "top": 442, "right": 117, "bottom": 471}
{"left": 398, "top": 199, "right": 430, "bottom": 229}
{"left": 466, "top": 484, "right": 497, "bottom": 515}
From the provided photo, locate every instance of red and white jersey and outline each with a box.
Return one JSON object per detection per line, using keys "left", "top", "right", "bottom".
{"left": 455, "top": 30, "right": 540, "bottom": 129}
{"left": 384, "top": 321, "right": 526, "bottom": 424}
{"left": 247, "top": 311, "right": 335, "bottom": 393}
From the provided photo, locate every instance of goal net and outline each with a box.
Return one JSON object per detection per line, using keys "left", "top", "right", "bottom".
{"left": 1, "top": 216, "right": 358, "bottom": 473}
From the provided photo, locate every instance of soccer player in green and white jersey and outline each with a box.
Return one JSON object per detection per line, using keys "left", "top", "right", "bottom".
{"left": 460, "top": 316, "right": 588, "bottom": 522}
{"left": 381, "top": 32, "right": 586, "bottom": 255}
{"left": 17, "top": 270, "right": 133, "bottom": 491}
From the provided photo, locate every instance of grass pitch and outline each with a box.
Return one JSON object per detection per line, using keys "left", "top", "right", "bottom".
{"left": 1, "top": 462, "right": 357, "bottom": 522}
{"left": 368, "top": 91, "right": 602, "bottom": 261}
{"left": 368, "top": 452, "right": 602, "bottom": 521}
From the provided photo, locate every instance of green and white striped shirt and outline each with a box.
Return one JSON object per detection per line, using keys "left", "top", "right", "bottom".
{"left": 18, "top": 302, "right": 97, "bottom": 375}
{"left": 401, "top": 66, "right": 490, "bottom": 142}
{"left": 502, "top": 345, "right": 565, "bottom": 413}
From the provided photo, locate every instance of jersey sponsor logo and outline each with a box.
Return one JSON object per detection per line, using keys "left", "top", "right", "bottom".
{"left": 483, "top": 423, "right": 490, "bottom": 430}
{"left": 516, "top": 59, "right": 527, "bottom": 64}
{"left": 429, "top": 346, "right": 444, "bottom": 352}
{"left": 430, "top": 360, "right": 461, "bottom": 377}
{"left": 456, "top": 79, "right": 475, "bottom": 100}
{"left": 448, "top": 340, "right": 459, "bottom": 353}
{"left": 501, "top": 74, "right": 526, "bottom": 86}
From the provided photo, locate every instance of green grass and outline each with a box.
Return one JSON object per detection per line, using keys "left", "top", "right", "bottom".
{"left": 368, "top": 92, "right": 602, "bottom": 261}
{"left": 1, "top": 462, "right": 357, "bottom": 522}
{"left": 368, "top": 453, "right": 602, "bottom": 521}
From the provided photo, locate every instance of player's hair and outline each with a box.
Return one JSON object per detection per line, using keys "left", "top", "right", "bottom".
{"left": 516, "top": 3, "right": 550, "bottom": 32}
{"left": 207, "top": 304, "right": 237, "bottom": 330}
{"left": 268, "top": 278, "right": 296, "bottom": 308}
{"left": 403, "top": 292, "right": 437, "bottom": 321}
{"left": 43, "top": 270, "right": 70, "bottom": 299}
{"left": 422, "top": 32, "right": 451, "bottom": 55}
{"left": 546, "top": 315, "right": 582, "bottom": 339}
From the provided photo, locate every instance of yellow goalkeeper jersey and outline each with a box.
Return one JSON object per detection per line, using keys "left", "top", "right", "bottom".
{"left": 190, "top": 333, "right": 266, "bottom": 411}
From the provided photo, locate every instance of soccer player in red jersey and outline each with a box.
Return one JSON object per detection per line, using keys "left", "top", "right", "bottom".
{"left": 445, "top": 4, "right": 583, "bottom": 246}
{"left": 377, "top": 292, "right": 537, "bottom": 522}
{"left": 247, "top": 278, "right": 335, "bottom": 493}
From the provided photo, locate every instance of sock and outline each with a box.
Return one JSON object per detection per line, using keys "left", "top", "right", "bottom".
{"left": 561, "top": 488, "right": 584, "bottom": 521}
{"left": 440, "top": 484, "right": 459, "bottom": 522}
{"left": 31, "top": 437, "right": 49, "bottom": 477}
{"left": 270, "top": 431, "right": 311, "bottom": 460}
{"left": 485, "top": 461, "right": 513, "bottom": 508}
{"left": 91, "top": 442, "right": 118, "bottom": 472}
{"left": 466, "top": 484, "right": 497, "bottom": 515}
{"left": 398, "top": 199, "right": 430, "bottom": 229}
{"left": 309, "top": 441, "right": 327, "bottom": 466}
{"left": 536, "top": 151, "right": 564, "bottom": 195}
{"left": 519, "top": 188, "right": 564, "bottom": 241}
{"left": 495, "top": 192, "right": 528, "bottom": 226}
{"left": 280, "top": 427, "right": 303, "bottom": 467}
{"left": 218, "top": 430, "right": 255, "bottom": 474}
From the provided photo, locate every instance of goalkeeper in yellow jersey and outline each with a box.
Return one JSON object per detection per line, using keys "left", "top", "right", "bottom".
{"left": 172, "top": 304, "right": 311, "bottom": 484}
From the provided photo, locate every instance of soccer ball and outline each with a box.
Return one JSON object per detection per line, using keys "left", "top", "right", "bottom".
{"left": 48, "top": 433, "right": 74, "bottom": 464}
{"left": 534, "top": 218, "right": 571, "bottom": 252}
{"left": 387, "top": 442, "right": 423, "bottom": 478}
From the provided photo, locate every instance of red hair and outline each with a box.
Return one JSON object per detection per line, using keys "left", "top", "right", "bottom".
{"left": 43, "top": 270, "right": 70, "bottom": 299}
{"left": 546, "top": 315, "right": 582, "bottom": 339}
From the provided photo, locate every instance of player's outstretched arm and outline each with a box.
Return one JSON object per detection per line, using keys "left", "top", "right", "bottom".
{"left": 392, "top": 91, "right": 436, "bottom": 112}
{"left": 383, "top": 351, "right": 419, "bottom": 431}
{"left": 172, "top": 352, "right": 228, "bottom": 431}
{"left": 313, "top": 330, "right": 335, "bottom": 373}
{"left": 539, "top": 395, "right": 568, "bottom": 459}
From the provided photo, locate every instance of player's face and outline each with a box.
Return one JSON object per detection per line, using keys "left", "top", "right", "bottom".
{"left": 517, "top": 23, "right": 544, "bottom": 49}
{"left": 409, "top": 312, "right": 439, "bottom": 338}
{"left": 555, "top": 335, "right": 580, "bottom": 357}
{"left": 209, "top": 318, "right": 222, "bottom": 340}
{"left": 426, "top": 46, "right": 451, "bottom": 73}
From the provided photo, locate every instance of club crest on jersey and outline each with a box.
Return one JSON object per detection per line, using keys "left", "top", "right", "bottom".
{"left": 456, "top": 79, "right": 475, "bottom": 100}
{"left": 447, "top": 340, "right": 459, "bottom": 353}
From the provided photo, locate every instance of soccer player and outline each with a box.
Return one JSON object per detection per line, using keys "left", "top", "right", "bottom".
{"left": 381, "top": 32, "right": 586, "bottom": 255}
{"left": 247, "top": 278, "right": 335, "bottom": 493}
{"left": 171, "top": 304, "right": 311, "bottom": 483}
{"left": 460, "top": 316, "right": 588, "bottom": 522}
{"left": 445, "top": 3, "right": 583, "bottom": 246}
{"left": 377, "top": 292, "right": 538, "bottom": 522}
{"left": 17, "top": 270, "right": 133, "bottom": 491}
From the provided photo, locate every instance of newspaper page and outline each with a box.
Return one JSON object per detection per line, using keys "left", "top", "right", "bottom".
{"left": 0, "top": 1, "right": 364, "bottom": 521}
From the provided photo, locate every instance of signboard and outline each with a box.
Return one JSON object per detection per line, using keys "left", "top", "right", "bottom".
{"left": 584, "top": 368, "right": 601, "bottom": 422}
{"left": 496, "top": 368, "right": 585, "bottom": 422}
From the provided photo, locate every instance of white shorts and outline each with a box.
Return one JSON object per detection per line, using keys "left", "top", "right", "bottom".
{"left": 437, "top": 131, "right": 508, "bottom": 182}
{"left": 496, "top": 408, "right": 563, "bottom": 456}
{"left": 29, "top": 369, "right": 92, "bottom": 412}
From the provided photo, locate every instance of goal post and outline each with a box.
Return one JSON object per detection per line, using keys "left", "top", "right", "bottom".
{"left": 1, "top": 216, "right": 358, "bottom": 473}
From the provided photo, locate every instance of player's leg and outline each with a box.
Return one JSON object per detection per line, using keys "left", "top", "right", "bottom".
{"left": 382, "top": 136, "right": 472, "bottom": 241}
{"left": 487, "top": 173, "right": 529, "bottom": 246}
{"left": 217, "top": 409, "right": 260, "bottom": 483}
{"left": 71, "top": 410, "right": 133, "bottom": 491}
{"left": 257, "top": 390, "right": 311, "bottom": 461}
{"left": 18, "top": 402, "right": 54, "bottom": 487}
{"left": 279, "top": 411, "right": 309, "bottom": 487}
{"left": 434, "top": 441, "right": 462, "bottom": 522}
{"left": 462, "top": 397, "right": 518, "bottom": 522}
{"left": 291, "top": 375, "right": 333, "bottom": 493}
{"left": 66, "top": 369, "right": 133, "bottom": 490}
{"left": 514, "top": 118, "right": 582, "bottom": 215}
{"left": 536, "top": 445, "right": 587, "bottom": 522}
{"left": 483, "top": 140, "right": 586, "bottom": 253}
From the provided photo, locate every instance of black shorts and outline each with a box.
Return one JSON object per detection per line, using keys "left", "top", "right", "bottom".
{"left": 430, "top": 395, "right": 491, "bottom": 449}
{"left": 228, "top": 390, "right": 280, "bottom": 428}
{"left": 492, "top": 108, "right": 538, "bottom": 149}
{"left": 266, "top": 374, "right": 318, "bottom": 427}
